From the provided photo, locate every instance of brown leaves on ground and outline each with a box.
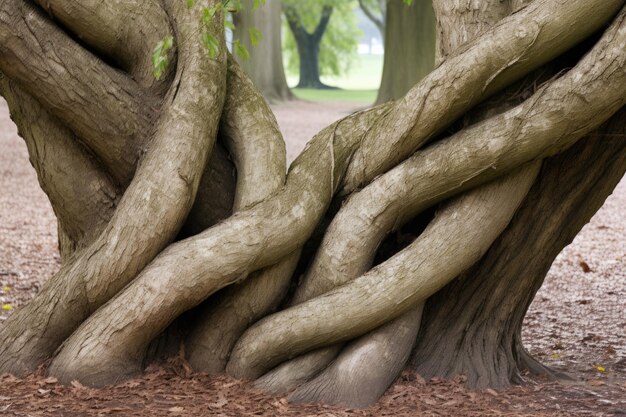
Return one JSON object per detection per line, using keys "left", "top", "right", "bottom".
{"left": 1, "top": 368, "right": 625, "bottom": 417}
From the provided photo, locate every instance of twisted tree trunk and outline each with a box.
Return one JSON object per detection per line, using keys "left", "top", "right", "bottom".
{"left": 0, "top": 0, "right": 624, "bottom": 409}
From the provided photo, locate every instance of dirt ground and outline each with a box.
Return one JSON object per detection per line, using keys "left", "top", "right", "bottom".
{"left": 0, "top": 98, "right": 624, "bottom": 416}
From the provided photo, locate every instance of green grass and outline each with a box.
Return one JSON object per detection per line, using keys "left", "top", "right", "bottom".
{"left": 286, "top": 54, "right": 383, "bottom": 104}
{"left": 291, "top": 88, "right": 378, "bottom": 103}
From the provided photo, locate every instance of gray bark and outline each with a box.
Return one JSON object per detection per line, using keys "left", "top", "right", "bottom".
{"left": 0, "top": 0, "right": 623, "bottom": 407}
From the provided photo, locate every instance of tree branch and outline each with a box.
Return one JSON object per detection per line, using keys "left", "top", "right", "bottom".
{"left": 313, "top": 5, "right": 334, "bottom": 41}
{"left": 0, "top": 0, "right": 152, "bottom": 185}
{"left": 358, "top": 0, "right": 384, "bottom": 34}
{"left": 31, "top": 0, "right": 173, "bottom": 90}
{"left": 342, "top": 0, "right": 624, "bottom": 194}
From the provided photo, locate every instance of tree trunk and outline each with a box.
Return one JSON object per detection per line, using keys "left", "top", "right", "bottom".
{"left": 284, "top": 5, "right": 334, "bottom": 89}
{"left": 375, "top": 0, "right": 436, "bottom": 104}
{"left": 0, "top": 0, "right": 624, "bottom": 409}
{"left": 233, "top": 0, "right": 292, "bottom": 102}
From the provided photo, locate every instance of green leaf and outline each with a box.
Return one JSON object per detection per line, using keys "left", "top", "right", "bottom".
{"left": 202, "top": 32, "right": 220, "bottom": 59}
{"left": 233, "top": 39, "right": 250, "bottom": 60}
{"left": 224, "top": 20, "right": 236, "bottom": 31}
{"left": 248, "top": 27, "right": 262, "bottom": 46}
{"left": 152, "top": 35, "right": 174, "bottom": 80}
{"left": 402, "top": 0, "right": 414, "bottom": 5}
{"left": 253, "top": 0, "right": 266, "bottom": 10}
{"left": 187, "top": 0, "right": 195, "bottom": 9}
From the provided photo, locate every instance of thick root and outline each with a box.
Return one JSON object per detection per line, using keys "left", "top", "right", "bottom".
{"left": 0, "top": 0, "right": 227, "bottom": 377}
{"left": 289, "top": 306, "right": 424, "bottom": 407}
{"left": 411, "top": 112, "right": 626, "bottom": 388}
{"left": 228, "top": 164, "right": 539, "bottom": 378}
{"left": 44, "top": 100, "right": 388, "bottom": 386}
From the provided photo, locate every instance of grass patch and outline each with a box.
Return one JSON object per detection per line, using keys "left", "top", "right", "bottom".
{"left": 286, "top": 54, "right": 382, "bottom": 104}
{"left": 291, "top": 88, "right": 377, "bottom": 104}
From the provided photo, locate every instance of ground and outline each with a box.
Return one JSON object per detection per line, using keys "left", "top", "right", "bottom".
{"left": 0, "top": 97, "right": 624, "bottom": 416}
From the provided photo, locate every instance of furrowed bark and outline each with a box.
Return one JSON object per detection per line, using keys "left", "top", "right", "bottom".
{"left": 0, "top": 77, "right": 118, "bottom": 259}
{"left": 293, "top": 8, "right": 626, "bottom": 333}
{"left": 412, "top": 110, "right": 626, "bottom": 388}
{"left": 228, "top": 165, "right": 540, "bottom": 379}
{"left": 32, "top": 0, "right": 173, "bottom": 90}
{"left": 45, "top": 103, "right": 389, "bottom": 386}
{"left": 342, "top": 0, "right": 623, "bottom": 194}
{"left": 227, "top": 10, "right": 626, "bottom": 376}
{"left": 185, "top": 58, "right": 299, "bottom": 373}
{"left": 0, "top": 0, "right": 152, "bottom": 185}
{"left": 0, "top": 0, "right": 228, "bottom": 377}
{"left": 280, "top": 0, "right": 542, "bottom": 403}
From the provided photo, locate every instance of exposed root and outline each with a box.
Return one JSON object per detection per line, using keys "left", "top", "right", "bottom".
{"left": 43, "top": 102, "right": 388, "bottom": 386}
{"left": 0, "top": 0, "right": 228, "bottom": 378}
{"left": 228, "top": 164, "right": 539, "bottom": 378}
{"left": 289, "top": 306, "right": 424, "bottom": 408}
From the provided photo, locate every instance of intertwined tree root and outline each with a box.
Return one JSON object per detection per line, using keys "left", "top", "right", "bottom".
{"left": 0, "top": 0, "right": 624, "bottom": 408}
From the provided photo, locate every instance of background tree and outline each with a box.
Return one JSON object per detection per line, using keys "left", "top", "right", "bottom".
{"left": 358, "top": 0, "right": 386, "bottom": 40}
{"left": 375, "top": 0, "right": 436, "bottom": 103}
{"left": 232, "top": 0, "right": 292, "bottom": 102}
{"left": 0, "top": 0, "right": 624, "bottom": 410}
{"left": 282, "top": 0, "right": 360, "bottom": 88}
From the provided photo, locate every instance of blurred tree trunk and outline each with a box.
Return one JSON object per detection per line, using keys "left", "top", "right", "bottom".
{"left": 375, "top": 0, "right": 436, "bottom": 104}
{"left": 233, "top": 0, "right": 292, "bottom": 102}
{"left": 284, "top": 4, "right": 334, "bottom": 89}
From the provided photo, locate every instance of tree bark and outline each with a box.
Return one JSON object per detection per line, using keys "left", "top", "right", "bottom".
{"left": 412, "top": 110, "right": 626, "bottom": 388}
{"left": 0, "top": 0, "right": 623, "bottom": 408}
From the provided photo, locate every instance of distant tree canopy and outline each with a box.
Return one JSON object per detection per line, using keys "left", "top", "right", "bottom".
{"left": 282, "top": 0, "right": 360, "bottom": 88}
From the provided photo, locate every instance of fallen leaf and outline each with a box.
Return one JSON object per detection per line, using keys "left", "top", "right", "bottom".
{"left": 588, "top": 380, "right": 605, "bottom": 386}
{"left": 71, "top": 380, "right": 86, "bottom": 389}
{"left": 594, "top": 365, "right": 606, "bottom": 372}
{"left": 485, "top": 389, "right": 498, "bottom": 397}
{"left": 579, "top": 261, "right": 591, "bottom": 272}
{"left": 168, "top": 406, "right": 184, "bottom": 413}
{"left": 1, "top": 304, "right": 13, "bottom": 311}
{"left": 43, "top": 376, "right": 58, "bottom": 384}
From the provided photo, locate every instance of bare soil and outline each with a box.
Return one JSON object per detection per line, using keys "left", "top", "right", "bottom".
{"left": 0, "top": 98, "right": 624, "bottom": 416}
